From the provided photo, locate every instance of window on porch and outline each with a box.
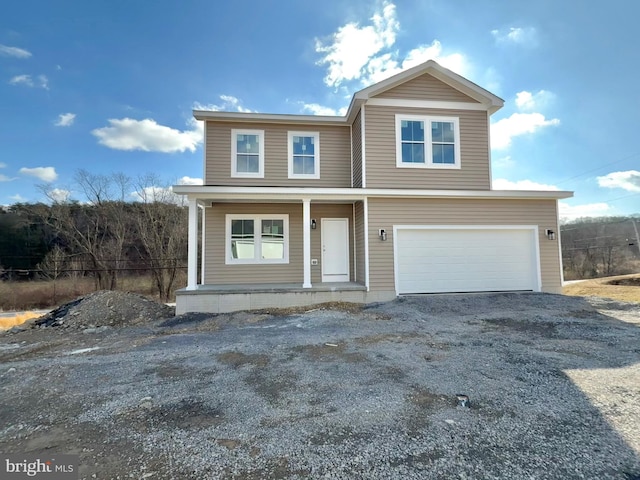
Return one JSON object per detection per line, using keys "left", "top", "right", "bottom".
{"left": 226, "top": 214, "right": 289, "bottom": 264}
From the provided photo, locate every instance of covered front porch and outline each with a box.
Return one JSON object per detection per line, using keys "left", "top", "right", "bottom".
{"left": 174, "top": 186, "right": 369, "bottom": 314}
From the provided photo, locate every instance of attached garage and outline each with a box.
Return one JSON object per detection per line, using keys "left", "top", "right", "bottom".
{"left": 393, "top": 226, "right": 541, "bottom": 294}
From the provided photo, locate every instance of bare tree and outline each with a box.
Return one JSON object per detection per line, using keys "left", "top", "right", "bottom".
{"left": 36, "top": 171, "right": 133, "bottom": 290}
{"left": 133, "top": 174, "right": 188, "bottom": 301}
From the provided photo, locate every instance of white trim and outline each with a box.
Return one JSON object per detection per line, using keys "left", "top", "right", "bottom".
{"left": 231, "top": 129, "right": 265, "bottom": 178}
{"left": 352, "top": 203, "right": 357, "bottom": 281}
{"left": 173, "top": 185, "right": 574, "bottom": 201}
{"left": 225, "top": 214, "right": 289, "bottom": 265}
{"left": 194, "top": 110, "right": 346, "bottom": 125}
{"left": 200, "top": 204, "right": 206, "bottom": 285}
{"left": 367, "top": 97, "right": 489, "bottom": 111}
{"left": 392, "top": 225, "right": 542, "bottom": 295}
{"left": 486, "top": 111, "right": 493, "bottom": 190}
{"left": 321, "top": 218, "right": 350, "bottom": 282}
{"left": 203, "top": 121, "right": 207, "bottom": 184}
{"left": 361, "top": 105, "right": 366, "bottom": 188}
{"left": 556, "top": 199, "right": 565, "bottom": 286}
{"left": 395, "top": 114, "right": 461, "bottom": 169}
{"left": 302, "top": 199, "right": 312, "bottom": 288}
{"left": 288, "top": 131, "right": 320, "bottom": 179}
{"left": 363, "top": 197, "right": 370, "bottom": 291}
{"left": 354, "top": 60, "right": 503, "bottom": 113}
{"left": 187, "top": 198, "right": 198, "bottom": 290}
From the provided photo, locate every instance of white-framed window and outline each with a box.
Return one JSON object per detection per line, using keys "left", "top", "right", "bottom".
{"left": 231, "top": 129, "right": 265, "bottom": 178}
{"left": 288, "top": 131, "right": 320, "bottom": 179}
{"left": 395, "top": 114, "right": 461, "bottom": 169}
{"left": 225, "top": 214, "right": 289, "bottom": 264}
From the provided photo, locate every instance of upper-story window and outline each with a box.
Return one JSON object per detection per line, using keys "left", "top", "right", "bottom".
{"left": 231, "top": 129, "right": 264, "bottom": 178}
{"left": 395, "top": 115, "right": 460, "bottom": 169}
{"left": 288, "top": 131, "right": 320, "bottom": 179}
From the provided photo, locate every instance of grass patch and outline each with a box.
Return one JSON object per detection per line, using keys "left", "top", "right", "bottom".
{"left": 0, "top": 274, "right": 184, "bottom": 311}
{"left": 563, "top": 273, "right": 640, "bottom": 303}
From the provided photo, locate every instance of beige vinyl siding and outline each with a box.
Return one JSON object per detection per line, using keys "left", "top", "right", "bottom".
{"left": 374, "top": 73, "right": 480, "bottom": 102}
{"left": 367, "top": 198, "right": 561, "bottom": 293}
{"left": 352, "top": 110, "right": 363, "bottom": 188}
{"left": 364, "top": 105, "right": 491, "bottom": 190}
{"left": 204, "top": 203, "right": 354, "bottom": 285}
{"left": 205, "top": 122, "right": 351, "bottom": 187}
{"left": 354, "top": 201, "right": 366, "bottom": 284}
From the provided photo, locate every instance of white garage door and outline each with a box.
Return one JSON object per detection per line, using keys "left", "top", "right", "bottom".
{"left": 395, "top": 227, "right": 539, "bottom": 294}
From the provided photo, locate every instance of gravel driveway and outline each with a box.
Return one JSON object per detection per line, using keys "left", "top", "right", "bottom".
{"left": 1, "top": 293, "right": 640, "bottom": 479}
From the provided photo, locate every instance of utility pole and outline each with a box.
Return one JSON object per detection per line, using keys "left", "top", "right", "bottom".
{"left": 632, "top": 219, "right": 640, "bottom": 256}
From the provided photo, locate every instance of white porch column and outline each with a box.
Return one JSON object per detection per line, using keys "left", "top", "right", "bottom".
{"left": 187, "top": 197, "right": 198, "bottom": 290}
{"left": 302, "top": 198, "right": 312, "bottom": 288}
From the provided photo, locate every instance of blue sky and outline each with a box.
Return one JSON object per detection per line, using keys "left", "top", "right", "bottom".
{"left": 1, "top": 0, "right": 639, "bottom": 220}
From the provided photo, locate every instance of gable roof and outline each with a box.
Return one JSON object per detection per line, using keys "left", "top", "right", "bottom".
{"left": 194, "top": 60, "right": 504, "bottom": 124}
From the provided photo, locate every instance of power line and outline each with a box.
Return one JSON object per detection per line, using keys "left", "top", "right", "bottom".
{"left": 555, "top": 151, "right": 640, "bottom": 187}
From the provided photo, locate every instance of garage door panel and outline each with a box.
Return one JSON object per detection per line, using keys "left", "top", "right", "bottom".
{"left": 396, "top": 228, "right": 538, "bottom": 294}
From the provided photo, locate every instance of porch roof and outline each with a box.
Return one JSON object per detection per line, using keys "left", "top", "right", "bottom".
{"left": 172, "top": 185, "right": 573, "bottom": 203}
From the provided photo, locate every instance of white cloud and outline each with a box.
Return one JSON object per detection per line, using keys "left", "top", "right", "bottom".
{"left": 559, "top": 202, "right": 611, "bottom": 221}
{"left": 177, "top": 176, "right": 203, "bottom": 185}
{"left": 54, "top": 113, "right": 76, "bottom": 127}
{"left": 47, "top": 188, "right": 70, "bottom": 203}
{"left": 0, "top": 174, "right": 14, "bottom": 182}
{"left": 492, "top": 155, "right": 515, "bottom": 168}
{"left": 0, "top": 162, "right": 6, "bottom": 168}
{"left": 10, "top": 194, "right": 26, "bottom": 202}
{"left": 491, "top": 112, "right": 560, "bottom": 150}
{"left": 300, "top": 103, "right": 346, "bottom": 116}
{"left": 92, "top": 118, "right": 203, "bottom": 153}
{"left": 9, "top": 73, "right": 49, "bottom": 89}
{"left": 493, "top": 178, "right": 559, "bottom": 191}
{"left": 314, "top": 3, "right": 470, "bottom": 91}
{"left": 19, "top": 166, "right": 58, "bottom": 182}
{"left": 0, "top": 44, "right": 32, "bottom": 58}
{"left": 515, "top": 90, "right": 554, "bottom": 111}
{"left": 596, "top": 170, "right": 640, "bottom": 192}
{"left": 193, "top": 95, "right": 253, "bottom": 113}
{"left": 491, "top": 27, "right": 538, "bottom": 46}
{"left": 38, "top": 74, "right": 48, "bottom": 90}
{"left": 9, "top": 74, "right": 33, "bottom": 86}
{"left": 363, "top": 40, "right": 470, "bottom": 85}
{"left": 315, "top": 1, "right": 399, "bottom": 87}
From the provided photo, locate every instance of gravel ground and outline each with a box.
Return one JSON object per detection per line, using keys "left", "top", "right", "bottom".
{"left": 1, "top": 292, "right": 640, "bottom": 479}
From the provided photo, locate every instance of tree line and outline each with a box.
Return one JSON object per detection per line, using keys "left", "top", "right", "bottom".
{"left": 561, "top": 216, "right": 640, "bottom": 280}
{"left": 0, "top": 170, "right": 188, "bottom": 301}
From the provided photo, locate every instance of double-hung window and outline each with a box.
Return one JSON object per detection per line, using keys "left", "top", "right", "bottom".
{"left": 231, "top": 129, "right": 264, "bottom": 178}
{"left": 226, "top": 214, "right": 289, "bottom": 264}
{"left": 288, "top": 131, "right": 320, "bottom": 179}
{"left": 395, "top": 115, "right": 460, "bottom": 169}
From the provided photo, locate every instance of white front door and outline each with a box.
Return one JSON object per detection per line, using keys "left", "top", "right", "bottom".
{"left": 321, "top": 218, "right": 350, "bottom": 282}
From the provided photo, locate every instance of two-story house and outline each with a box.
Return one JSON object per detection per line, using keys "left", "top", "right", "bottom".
{"left": 173, "top": 60, "right": 572, "bottom": 314}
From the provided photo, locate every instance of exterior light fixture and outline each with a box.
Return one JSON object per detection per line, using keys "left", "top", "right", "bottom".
{"left": 311, "top": 219, "right": 317, "bottom": 230}
{"left": 545, "top": 229, "right": 556, "bottom": 240}
{"left": 379, "top": 229, "right": 387, "bottom": 241}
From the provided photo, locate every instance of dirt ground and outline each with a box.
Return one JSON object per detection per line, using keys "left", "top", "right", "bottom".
{"left": 1, "top": 293, "right": 640, "bottom": 479}
{"left": 563, "top": 273, "right": 640, "bottom": 303}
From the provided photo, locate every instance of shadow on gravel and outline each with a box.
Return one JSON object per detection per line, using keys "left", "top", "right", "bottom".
{"left": 1, "top": 292, "right": 640, "bottom": 479}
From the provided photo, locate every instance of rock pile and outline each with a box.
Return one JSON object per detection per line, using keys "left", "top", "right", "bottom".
{"left": 34, "top": 290, "right": 175, "bottom": 329}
